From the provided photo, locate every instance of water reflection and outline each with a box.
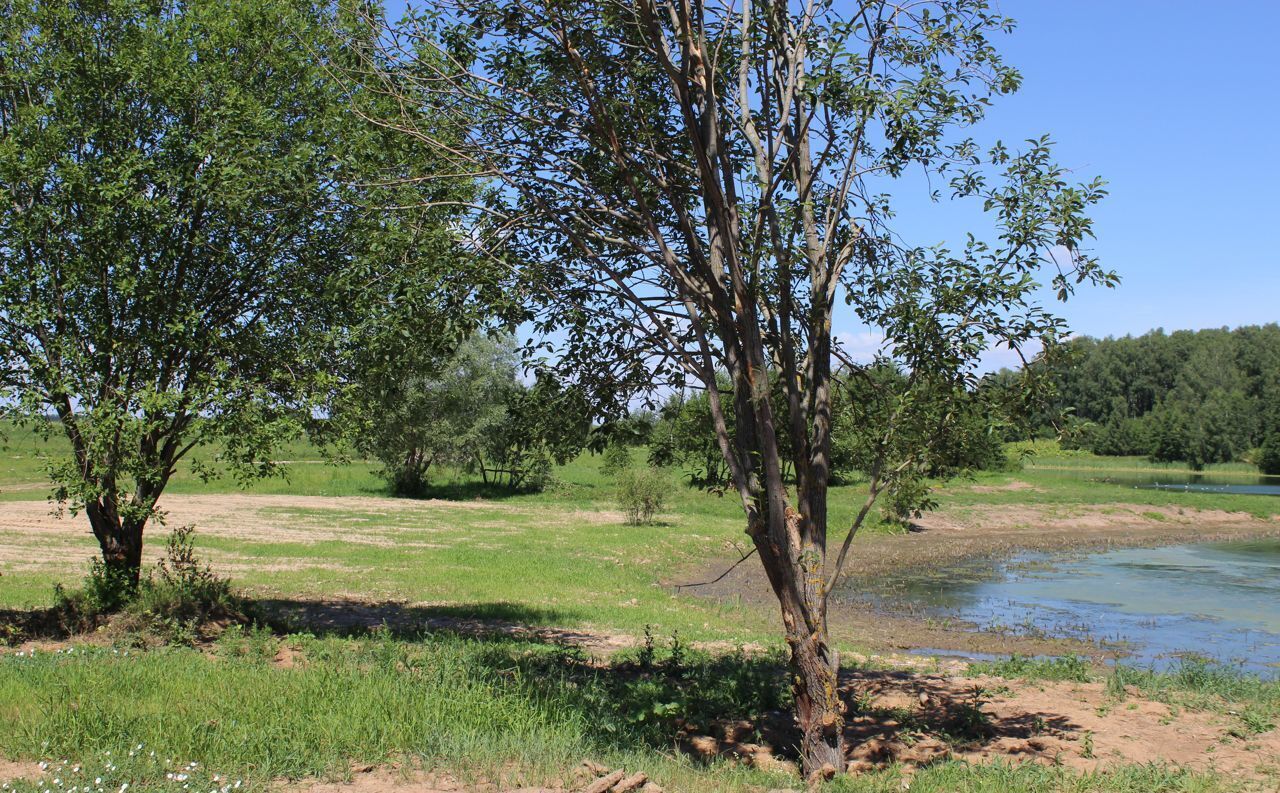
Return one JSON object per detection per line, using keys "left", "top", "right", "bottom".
{"left": 852, "top": 540, "right": 1280, "bottom": 674}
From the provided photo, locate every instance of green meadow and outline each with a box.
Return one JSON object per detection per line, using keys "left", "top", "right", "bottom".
{"left": 3, "top": 426, "right": 1280, "bottom": 792}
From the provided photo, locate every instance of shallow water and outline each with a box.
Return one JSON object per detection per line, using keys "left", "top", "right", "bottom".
{"left": 1043, "top": 468, "right": 1280, "bottom": 497}
{"left": 856, "top": 539, "right": 1280, "bottom": 674}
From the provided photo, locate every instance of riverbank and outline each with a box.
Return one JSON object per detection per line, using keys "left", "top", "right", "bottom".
{"left": 690, "top": 485, "right": 1280, "bottom": 661}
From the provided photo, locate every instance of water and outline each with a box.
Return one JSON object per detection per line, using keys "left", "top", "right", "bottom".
{"left": 858, "top": 539, "right": 1280, "bottom": 674}
{"left": 1040, "top": 468, "right": 1280, "bottom": 497}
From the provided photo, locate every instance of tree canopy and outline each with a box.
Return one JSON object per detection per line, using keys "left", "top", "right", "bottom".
{"left": 0, "top": 0, "right": 487, "bottom": 583}
{"left": 340, "top": 333, "right": 591, "bottom": 495}
{"left": 1004, "top": 324, "right": 1280, "bottom": 470}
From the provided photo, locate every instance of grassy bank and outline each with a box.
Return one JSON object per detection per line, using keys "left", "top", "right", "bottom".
{"left": 3, "top": 443, "right": 1276, "bottom": 642}
{"left": 2, "top": 632, "right": 1267, "bottom": 792}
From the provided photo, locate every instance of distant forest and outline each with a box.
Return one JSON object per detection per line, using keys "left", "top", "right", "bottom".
{"left": 1006, "top": 324, "right": 1280, "bottom": 472}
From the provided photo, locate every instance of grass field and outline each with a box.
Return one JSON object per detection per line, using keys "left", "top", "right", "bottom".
{"left": 3, "top": 425, "right": 1279, "bottom": 792}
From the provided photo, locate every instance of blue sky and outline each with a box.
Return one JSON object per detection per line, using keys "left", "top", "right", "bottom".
{"left": 834, "top": 0, "right": 1280, "bottom": 368}
{"left": 956, "top": 0, "right": 1279, "bottom": 340}
{"left": 840, "top": 0, "right": 1280, "bottom": 367}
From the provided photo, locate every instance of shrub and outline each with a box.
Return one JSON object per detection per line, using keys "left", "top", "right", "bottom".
{"left": 1259, "top": 433, "right": 1280, "bottom": 476}
{"left": 53, "top": 526, "right": 246, "bottom": 643}
{"left": 137, "top": 526, "right": 240, "bottom": 625}
{"left": 879, "top": 475, "right": 936, "bottom": 529}
{"left": 52, "top": 559, "right": 135, "bottom": 632}
{"left": 599, "top": 441, "right": 633, "bottom": 476}
{"left": 617, "top": 467, "right": 668, "bottom": 525}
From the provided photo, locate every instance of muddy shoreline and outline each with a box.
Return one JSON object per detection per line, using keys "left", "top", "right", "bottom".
{"left": 682, "top": 501, "right": 1280, "bottom": 662}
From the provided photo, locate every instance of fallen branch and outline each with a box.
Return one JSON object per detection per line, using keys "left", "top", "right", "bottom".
{"left": 672, "top": 547, "right": 758, "bottom": 590}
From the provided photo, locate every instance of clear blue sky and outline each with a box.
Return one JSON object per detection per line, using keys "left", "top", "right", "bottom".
{"left": 973, "top": 0, "right": 1280, "bottom": 341}
{"left": 834, "top": 0, "right": 1280, "bottom": 368}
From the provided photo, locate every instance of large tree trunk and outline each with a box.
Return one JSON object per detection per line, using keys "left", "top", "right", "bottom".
{"left": 753, "top": 505, "right": 845, "bottom": 779}
{"left": 786, "top": 613, "right": 844, "bottom": 776}
{"left": 85, "top": 501, "right": 145, "bottom": 590}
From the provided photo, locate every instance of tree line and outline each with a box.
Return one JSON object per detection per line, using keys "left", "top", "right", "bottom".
{"left": 997, "top": 325, "right": 1280, "bottom": 473}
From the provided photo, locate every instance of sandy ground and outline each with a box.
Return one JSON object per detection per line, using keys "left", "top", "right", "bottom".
{"left": 840, "top": 668, "right": 1280, "bottom": 778}
{"left": 0, "top": 493, "right": 624, "bottom": 579}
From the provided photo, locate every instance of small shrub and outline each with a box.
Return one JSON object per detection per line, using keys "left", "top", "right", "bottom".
{"left": 53, "top": 559, "right": 135, "bottom": 632}
{"left": 130, "top": 526, "right": 242, "bottom": 634}
{"left": 599, "top": 441, "right": 633, "bottom": 476}
{"left": 880, "top": 475, "right": 936, "bottom": 529}
{"left": 52, "top": 526, "right": 246, "bottom": 643}
{"left": 617, "top": 466, "right": 668, "bottom": 525}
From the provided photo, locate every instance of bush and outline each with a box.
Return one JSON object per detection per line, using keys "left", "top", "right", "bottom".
{"left": 599, "top": 441, "right": 633, "bottom": 476}
{"left": 53, "top": 526, "right": 246, "bottom": 643}
{"left": 617, "top": 467, "right": 668, "bottom": 525}
{"left": 52, "top": 559, "right": 135, "bottom": 632}
{"left": 1259, "top": 433, "right": 1280, "bottom": 476}
{"left": 138, "top": 526, "right": 240, "bottom": 625}
{"left": 879, "top": 475, "right": 936, "bottom": 529}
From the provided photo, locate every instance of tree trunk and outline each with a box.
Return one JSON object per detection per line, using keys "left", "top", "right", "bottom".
{"left": 86, "top": 501, "right": 145, "bottom": 590}
{"left": 785, "top": 613, "right": 844, "bottom": 778}
{"left": 753, "top": 508, "right": 845, "bottom": 779}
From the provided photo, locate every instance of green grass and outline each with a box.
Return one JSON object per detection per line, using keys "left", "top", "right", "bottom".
{"left": 969, "top": 654, "right": 1095, "bottom": 683}
{"left": 934, "top": 466, "right": 1280, "bottom": 520}
{"left": 0, "top": 635, "right": 1256, "bottom": 793}
{"left": 4, "top": 432, "right": 1280, "bottom": 791}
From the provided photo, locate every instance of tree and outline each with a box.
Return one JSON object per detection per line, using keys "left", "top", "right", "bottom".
{"left": 1260, "top": 433, "right": 1280, "bottom": 477}
{"left": 470, "top": 371, "right": 591, "bottom": 491}
{"left": 340, "top": 333, "right": 589, "bottom": 495}
{"left": 0, "top": 0, "right": 480, "bottom": 587}
{"left": 651, "top": 385, "right": 736, "bottom": 488}
{"left": 341, "top": 334, "right": 521, "bottom": 496}
{"left": 1026, "top": 324, "right": 1280, "bottom": 464}
{"left": 363, "top": 1, "right": 1111, "bottom": 776}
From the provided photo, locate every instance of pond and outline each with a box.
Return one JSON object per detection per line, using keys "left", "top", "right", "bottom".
{"left": 1037, "top": 468, "right": 1280, "bottom": 497}
{"left": 855, "top": 539, "right": 1280, "bottom": 674}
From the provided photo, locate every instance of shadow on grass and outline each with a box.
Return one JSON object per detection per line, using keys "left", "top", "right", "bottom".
{"left": 383, "top": 480, "right": 545, "bottom": 502}
{"left": 2, "top": 594, "right": 1090, "bottom": 773}
{"left": 247, "top": 598, "right": 1087, "bottom": 771}
{"left": 253, "top": 597, "right": 608, "bottom": 646}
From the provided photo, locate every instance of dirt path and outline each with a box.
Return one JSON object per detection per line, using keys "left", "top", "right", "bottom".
{"left": 839, "top": 668, "right": 1280, "bottom": 779}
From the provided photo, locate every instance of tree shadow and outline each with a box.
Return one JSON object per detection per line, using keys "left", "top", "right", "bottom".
{"left": 3, "top": 593, "right": 1090, "bottom": 774}
{"left": 385, "top": 480, "right": 536, "bottom": 502}
{"left": 252, "top": 597, "right": 606, "bottom": 646}
{"left": 245, "top": 599, "right": 1091, "bottom": 774}
{"left": 0, "top": 605, "right": 69, "bottom": 641}
{"left": 839, "top": 668, "right": 1083, "bottom": 769}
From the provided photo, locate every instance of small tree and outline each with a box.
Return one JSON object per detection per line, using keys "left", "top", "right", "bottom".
{"left": 366, "top": 0, "right": 1112, "bottom": 776}
{"left": 599, "top": 441, "right": 634, "bottom": 477}
{"left": 342, "top": 334, "right": 520, "bottom": 496}
{"left": 1258, "top": 433, "right": 1280, "bottom": 476}
{"left": 472, "top": 372, "right": 592, "bottom": 491}
{"left": 617, "top": 466, "right": 668, "bottom": 525}
{"left": 0, "top": 0, "right": 479, "bottom": 587}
